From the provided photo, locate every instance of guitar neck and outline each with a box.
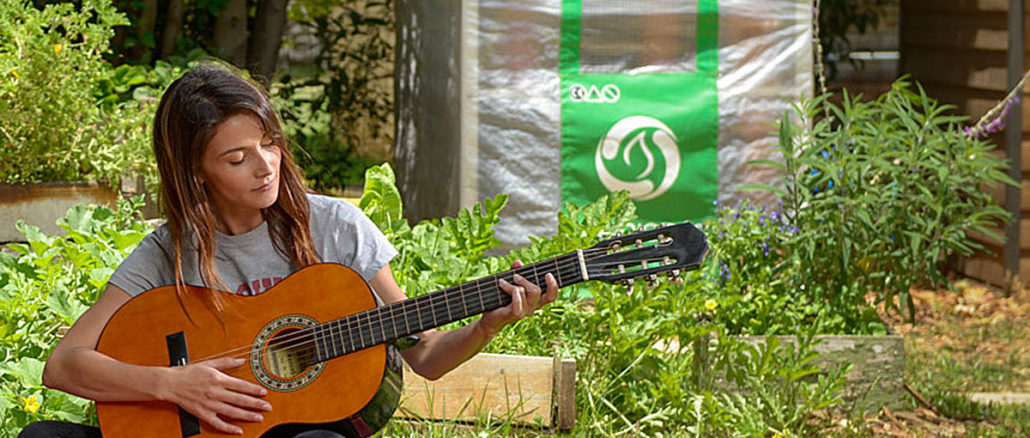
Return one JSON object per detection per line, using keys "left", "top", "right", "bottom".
{"left": 310, "top": 251, "right": 587, "bottom": 363}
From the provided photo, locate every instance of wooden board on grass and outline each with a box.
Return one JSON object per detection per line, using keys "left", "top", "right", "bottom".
{"left": 396, "top": 353, "right": 576, "bottom": 430}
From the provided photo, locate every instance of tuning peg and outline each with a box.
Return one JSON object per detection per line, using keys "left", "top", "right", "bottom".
{"left": 647, "top": 274, "right": 660, "bottom": 288}
{"left": 620, "top": 278, "right": 635, "bottom": 287}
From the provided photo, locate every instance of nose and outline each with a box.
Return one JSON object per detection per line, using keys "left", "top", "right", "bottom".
{"left": 255, "top": 147, "right": 279, "bottom": 178}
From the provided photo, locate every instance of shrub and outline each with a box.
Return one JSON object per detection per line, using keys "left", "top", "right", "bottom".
{"left": 0, "top": 0, "right": 155, "bottom": 185}
{"left": 751, "top": 78, "right": 1013, "bottom": 321}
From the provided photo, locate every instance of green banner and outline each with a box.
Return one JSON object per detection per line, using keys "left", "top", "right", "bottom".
{"left": 560, "top": 0, "right": 719, "bottom": 223}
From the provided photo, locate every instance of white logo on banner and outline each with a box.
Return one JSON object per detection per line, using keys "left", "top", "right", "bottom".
{"left": 569, "top": 83, "right": 620, "bottom": 103}
{"left": 595, "top": 116, "right": 681, "bottom": 201}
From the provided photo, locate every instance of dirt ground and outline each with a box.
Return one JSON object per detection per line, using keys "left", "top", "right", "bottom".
{"left": 816, "top": 279, "right": 1030, "bottom": 437}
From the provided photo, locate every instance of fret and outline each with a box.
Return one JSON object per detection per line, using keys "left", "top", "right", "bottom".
{"left": 444, "top": 289, "right": 453, "bottom": 322}
{"left": 402, "top": 300, "right": 412, "bottom": 335}
{"left": 358, "top": 312, "right": 368, "bottom": 350}
{"left": 477, "top": 278, "right": 486, "bottom": 314}
{"left": 377, "top": 308, "right": 387, "bottom": 343}
{"left": 340, "top": 320, "right": 349, "bottom": 353}
{"left": 532, "top": 263, "right": 540, "bottom": 289}
{"left": 314, "top": 324, "right": 325, "bottom": 363}
{"left": 367, "top": 311, "right": 380, "bottom": 346}
{"left": 553, "top": 258, "right": 563, "bottom": 287}
{"left": 413, "top": 298, "right": 422, "bottom": 333}
{"left": 325, "top": 323, "right": 334, "bottom": 361}
{"left": 326, "top": 322, "right": 336, "bottom": 360}
{"left": 387, "top": 306, "right": 397, "bottom": 341}
{"left": 459, "top": 283, "right": 469, "bottom": 318}
{"left": 330, "top": 318, "right": 340, "bottom": 358}
{"left": 339, "top": 319, "right": 348, "bottom": 355}
{"left": 347, "top": 316, "right": 358, "bottom": 354}
{"left": 431, "top": 294, "right": 439, "bottom": 328}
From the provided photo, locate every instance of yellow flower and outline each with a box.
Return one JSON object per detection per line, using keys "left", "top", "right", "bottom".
{"left": 53, "top": 44, "right": 62, "bottom": 55}
{"left": 704, "top": 299, "right": 719, "bottom": 311}
{"left": 22, "top": 395, "right": 40, "bottom": 414}
{"left": 11, "top": 69, "right": 18, "bottom": 79}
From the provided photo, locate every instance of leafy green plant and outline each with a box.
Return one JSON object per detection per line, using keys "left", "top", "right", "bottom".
{"left": 752, "top": 78, "right": 1013, "bottom": 321}
{"left": 357, "top": 164, "right": 850, "bottom": 436}
{"left": 0, "top": 197, "right": 151, "bottom": 436}
{"left": 713, "top": 334, "right": 850, "bottom": 435}
{"left": 703, "top": 200, "right": 885, "bottom": 335}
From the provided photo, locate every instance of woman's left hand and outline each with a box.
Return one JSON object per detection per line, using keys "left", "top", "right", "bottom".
{"left": 477, "top": 260, "right": 559, "bottom": 338}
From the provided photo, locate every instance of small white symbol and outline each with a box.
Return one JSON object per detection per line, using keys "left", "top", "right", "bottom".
{"left": 595, "top": 116, "right": 681, "bottom": 201}
{"left": 569, "top": 83, "right": 621, "bottom": 103}
{"left": 570, "top": 84, "right": 587, "bottom": 101}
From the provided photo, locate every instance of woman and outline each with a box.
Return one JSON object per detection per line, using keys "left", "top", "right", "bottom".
{"left": 22, "top": 64, "right": 558, "bottom": 437}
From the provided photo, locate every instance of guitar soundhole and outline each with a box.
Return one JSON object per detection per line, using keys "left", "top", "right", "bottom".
{"left": 263, "top": 328, "right": 312, "bottom": 380}
{"left": 251, "top": 314, "right": 325, "bottom": 392}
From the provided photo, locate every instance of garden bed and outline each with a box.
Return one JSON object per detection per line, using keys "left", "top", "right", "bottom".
{"left": 736, "top": 334, "right": 906, "bottom": 412}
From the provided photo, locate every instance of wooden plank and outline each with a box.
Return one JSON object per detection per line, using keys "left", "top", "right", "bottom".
{"left": 902, "top": 0, "right": 1022, "bottom": 14}
{"left": 955, "top": 251, "right": 1030, "bottom": 287}
{"left": 985, "top": 179, "right": 1030, "bottom": 212}
{"left": 922, "top": 84, "right": 1029, "bottom": 125}
{"left": 902, "top": 49, "right": 1009, "bottom": 92}
{"left": 553, "top": 357, "right": 577, "bottom": 431}
{"left": 901, "top": 12, "right": 1019, "bottom": 51}
{"left": 988, "top": 141, "right": 1030, "bottom": 173}
{"left": 967, "top": 217, "right": 1030, "bottom": 248}
{"left": 397, "top": 353, "right": 556, "bottom": 427}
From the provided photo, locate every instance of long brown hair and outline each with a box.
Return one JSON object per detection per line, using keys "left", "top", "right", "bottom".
{"left": 152, "top": 63, "right": 320, "bottom": 302}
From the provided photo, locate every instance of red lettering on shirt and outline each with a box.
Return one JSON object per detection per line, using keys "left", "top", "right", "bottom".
{"left": 234, "top": 276, "right": 286, "bottom": 296}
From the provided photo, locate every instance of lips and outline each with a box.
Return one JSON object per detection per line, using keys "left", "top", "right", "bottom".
{"left": 254, "top": 179, "right": 276, "bottom": 192}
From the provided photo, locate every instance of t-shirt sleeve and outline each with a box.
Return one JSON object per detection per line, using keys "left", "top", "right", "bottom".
{"left": 107, "top": 227, "right": 175, "bottom": 297}
{"left": 317, "top": 196, "right": 398, "bottom": 282}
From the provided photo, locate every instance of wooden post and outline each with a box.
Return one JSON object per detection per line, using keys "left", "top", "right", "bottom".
{"left": 1005, "top": 0, "right": 1024, "bottom": 295}
{"left": 553, "top": 355, "right": 577, "bottom": 431}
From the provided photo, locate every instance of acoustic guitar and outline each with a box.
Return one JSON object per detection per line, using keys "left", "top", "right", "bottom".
{"left": 95, "top": 222, "right": 708, "bottom": 437}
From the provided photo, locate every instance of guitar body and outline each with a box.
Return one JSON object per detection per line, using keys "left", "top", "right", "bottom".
{"left": 96, "top": 263, "right": 403, "bottom": 438}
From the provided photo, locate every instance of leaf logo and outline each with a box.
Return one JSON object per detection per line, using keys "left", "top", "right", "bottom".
{"left": 594, "top": 116, "right": 681, "bottom": 201}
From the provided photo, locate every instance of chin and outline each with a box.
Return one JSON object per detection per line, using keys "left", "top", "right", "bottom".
{"left": 259, "top": 191, "right": 280, "bottom": 209}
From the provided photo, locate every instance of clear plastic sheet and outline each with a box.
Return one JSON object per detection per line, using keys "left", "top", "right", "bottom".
{"left": 395, "top": 0, "right": 813, "bottom": 249}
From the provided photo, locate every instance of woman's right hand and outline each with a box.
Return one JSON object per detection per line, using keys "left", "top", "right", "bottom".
{"left": 162, "top": 357, "right": 271, "bottom": 435}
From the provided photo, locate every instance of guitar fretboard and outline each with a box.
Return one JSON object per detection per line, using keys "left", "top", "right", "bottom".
{"left": 309, "top": 252, "right": 585, "bottom": 364}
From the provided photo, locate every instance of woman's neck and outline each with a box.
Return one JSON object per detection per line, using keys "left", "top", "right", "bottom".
{"left": 211, "top": 204, "right": 265, "bottom": 235}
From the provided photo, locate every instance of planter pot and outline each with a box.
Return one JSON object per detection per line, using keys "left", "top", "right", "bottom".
{"left": 734, "top": 335, "right": 906, "bottom": 412}
{"left": 0, "top": 182, "right": 118, "bottom": 243}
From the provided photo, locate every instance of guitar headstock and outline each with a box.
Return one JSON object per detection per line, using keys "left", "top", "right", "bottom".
{"left": 584, "top": 222, "right": 708, "bottom": 286}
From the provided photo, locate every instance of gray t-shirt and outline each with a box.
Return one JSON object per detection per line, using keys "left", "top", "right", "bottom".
{"left": 109, "top": 194, "right": 398, "bottom": 297}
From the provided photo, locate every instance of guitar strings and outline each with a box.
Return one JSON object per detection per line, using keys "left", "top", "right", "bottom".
{"left": 213, "top": 255, "right": 596, "bottom": 381}
{"left": 192, "top": 250, "right": 600, "bottom": 365}
{"left": 207, "top": 243, "right": 675, "bottom": 374}
{"left": 197, "top": 243, "right": 677, "bottom": 379}
{"left": 212, "top": 242, "right": 676, "bottom": 372}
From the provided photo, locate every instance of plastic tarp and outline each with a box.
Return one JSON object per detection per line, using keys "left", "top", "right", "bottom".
{"left": 395, "top": 0, "right": 813, "bottom": 249}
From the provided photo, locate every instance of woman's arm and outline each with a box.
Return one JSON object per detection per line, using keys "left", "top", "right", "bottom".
{"left": 42, "top": 284, "right": 271, "bottom": 435}
{"left": 369, "top": 262, "right": 558, "bottom": 380}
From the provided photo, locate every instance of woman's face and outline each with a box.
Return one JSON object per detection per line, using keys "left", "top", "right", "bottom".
{"left": 200, "top": 112, "right": 282, "bottom": 231}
